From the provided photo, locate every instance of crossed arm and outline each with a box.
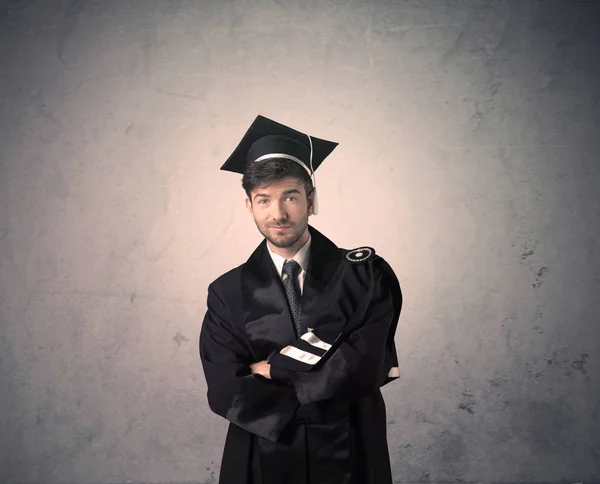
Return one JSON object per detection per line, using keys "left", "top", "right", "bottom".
{"left": 199, "top": 272, "right": 400, "bottom": 442}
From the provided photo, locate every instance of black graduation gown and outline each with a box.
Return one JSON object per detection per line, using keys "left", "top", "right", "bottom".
{"left": 199, "top": 225, "right": 402, "bottom": 484}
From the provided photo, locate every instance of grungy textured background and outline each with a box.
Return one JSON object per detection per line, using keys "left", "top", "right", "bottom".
{"left": 1, "top": 0, "right": 599, "bottom": 483}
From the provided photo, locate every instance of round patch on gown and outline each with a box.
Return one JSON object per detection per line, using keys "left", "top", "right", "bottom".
{"left": 345, "top": 247, "right": 375, "bottom": 263}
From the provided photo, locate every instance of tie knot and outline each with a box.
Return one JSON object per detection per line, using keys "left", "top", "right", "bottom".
{"left": 282, "top": 259, "right": 302, "bottom": 278}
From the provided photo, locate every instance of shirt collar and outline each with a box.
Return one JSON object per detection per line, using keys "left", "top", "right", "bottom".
{"left": 267, "top": 234, "right": 311, "bottom": 277}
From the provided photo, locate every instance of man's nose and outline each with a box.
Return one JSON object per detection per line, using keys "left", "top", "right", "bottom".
{"left": 271, "top": 201, "right": 288, "bottom": 220}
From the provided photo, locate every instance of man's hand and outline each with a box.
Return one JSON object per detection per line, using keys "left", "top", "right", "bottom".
{"left": 250, "top": 360, "right": 271, "bottom": 379}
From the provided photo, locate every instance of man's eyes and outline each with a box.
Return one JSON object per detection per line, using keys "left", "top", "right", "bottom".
{"left": 258, "top": 197, "right": 297, "bottom": 204}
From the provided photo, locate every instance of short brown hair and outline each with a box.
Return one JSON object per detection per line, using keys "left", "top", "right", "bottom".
{"left": 242, "top": 159, "right": 313, "bottom": 201}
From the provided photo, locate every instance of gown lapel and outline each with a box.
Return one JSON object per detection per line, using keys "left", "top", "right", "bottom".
{"left": 241, "top": 238, "right": 297, "bottom": 352}
{"left": 241, "top": 225, "right": 343, "bottom": 355}
{"left": 300, "top": 225, "right": 343, "bottom": 332}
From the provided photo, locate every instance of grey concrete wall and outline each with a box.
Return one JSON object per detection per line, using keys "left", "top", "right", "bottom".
{"left": 1, "top": 0, "right": 599, "bottom": 483}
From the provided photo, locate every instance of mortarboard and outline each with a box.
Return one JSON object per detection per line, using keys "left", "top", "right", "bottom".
{"left": 220, "top": 115, "right": 338, "bottom": 215}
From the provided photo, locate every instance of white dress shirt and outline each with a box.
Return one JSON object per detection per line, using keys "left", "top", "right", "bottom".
{"left": 267, "top": 235, "right": 311, "bottom": 295}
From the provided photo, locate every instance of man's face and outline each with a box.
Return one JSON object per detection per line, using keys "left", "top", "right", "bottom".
{"left": 246, "top": 176, "right": 313, "bottom": 249}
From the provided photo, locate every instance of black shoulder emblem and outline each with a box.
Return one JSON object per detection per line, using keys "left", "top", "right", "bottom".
{"left": 345, "top": 246, "right": 376, "bottom": 263}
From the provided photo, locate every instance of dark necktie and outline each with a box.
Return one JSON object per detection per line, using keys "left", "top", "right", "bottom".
{"left": 282, "top": 260, "right": 302, "bottom": 337}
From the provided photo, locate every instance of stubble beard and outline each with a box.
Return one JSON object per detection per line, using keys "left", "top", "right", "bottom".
{"left": 257, "top": 215, "right": 309, "bottom": 249}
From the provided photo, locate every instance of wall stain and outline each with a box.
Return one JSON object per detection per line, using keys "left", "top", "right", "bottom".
{"left": 30, "top": 89, "right": 58, "bottom": 123}
{"left": 458, "top": 391, "right": 476, "bottom": 414}
{"left": 523, "top": 349, "right": 591, "bottom": 380}
{"left": 201, "top": 468, "right": 216, "bottom": 484}
{"left": 57, "top": 0, "right": 84, "bottom": 65}
{"left": 157, "top": 87, "right": 208, "bottom": 101}
{"left": 29, "top": 89, "right": 61, "bottom": 142}
{"left": 515, "top": 241, "right": 547, "bottom": 320}
{"left": 37, "top": 288, "right": 201, "bottom": 306}
{"left": 516, "top": 398, "right": 574, "bottom": 452}
{"left": 440, "top": 430, "right": 468, "bottom": 470}
{"left": 173, "top": 331, "right": 189, "bottom": 347}
{"left": 124, "top": 417, "right": 135, "bottom": 436}
{"left": 526, "top": 368, "right": 542, "bottom": 379}
{"left": 571, "top": 353, "right": 589, "bottom": 375}
{"left": 516, "top": 239, "right": 538, "bottom": 263}
{"left": 532, "top": 266, "right": 548, "bottom": 288}
{"left": 489, "top": 378, "right": 510, "bottom": 388}
{"left": 520, "top": 248, "right": 535, "bottom": 260}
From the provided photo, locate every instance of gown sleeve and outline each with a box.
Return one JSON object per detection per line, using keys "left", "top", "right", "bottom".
{"left": 199, "top": 281, "right": 299, "bottom": 442}
{"left": 268, "top": 261, "right": 402, "bottom": 406}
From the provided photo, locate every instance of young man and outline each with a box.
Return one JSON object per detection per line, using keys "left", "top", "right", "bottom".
{"left": 199, "top": 115, "right": 403, "bottom": 484}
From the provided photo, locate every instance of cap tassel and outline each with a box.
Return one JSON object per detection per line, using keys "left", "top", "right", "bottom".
{"left": 307, "top": 134, "right": 318, "bottom": 216}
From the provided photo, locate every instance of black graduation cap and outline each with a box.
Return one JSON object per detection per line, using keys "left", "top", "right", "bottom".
{"left": 220, "top": 115, "right": 338, "bottom": 215}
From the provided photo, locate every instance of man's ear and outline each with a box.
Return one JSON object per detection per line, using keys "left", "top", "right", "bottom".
{"left": 245, "top": 197, "right": 253, "bottom": 215}
{"left": 307, "top": 191, "right": 314, "bottom": 216}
